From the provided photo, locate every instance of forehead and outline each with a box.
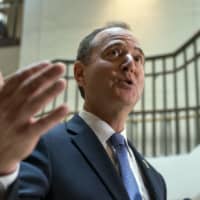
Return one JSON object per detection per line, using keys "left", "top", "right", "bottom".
{"left": 91, "top": 27, "right": 141, "bottom": 50}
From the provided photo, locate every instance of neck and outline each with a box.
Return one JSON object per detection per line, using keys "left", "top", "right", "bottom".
{"left": 83, "top": 103, "right": 130, "bottom": 132}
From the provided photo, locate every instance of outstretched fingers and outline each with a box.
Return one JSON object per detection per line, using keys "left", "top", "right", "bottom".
{"left": 1, "top": 63, "right": 67, "bottom": 122}
{"left": 0, "top": 72, "right": 3, "bottom": 89}
{"left": 3, "top": 61, "right": 50, "bottom": 96}
{"left": 21, "top": 63, "right": 66, "bottom": 98}
{"left": 21, "top": 78, "right": 67, "bottom": 121}
{"left": 29, "top": 105, "right": 68, "bottom": 137}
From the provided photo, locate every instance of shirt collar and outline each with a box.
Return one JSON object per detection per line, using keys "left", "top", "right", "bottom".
{"left": 79, "top": 110, "right": 127, "bottom": 148}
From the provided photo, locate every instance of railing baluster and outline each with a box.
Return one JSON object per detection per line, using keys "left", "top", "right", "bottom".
{"left": 152, "top": 59, "right": 156, "bottom": 156}
{"left": 194, "top": 41, "right": 200, "bottom": 145}
{"left": 173, "top": 55, "right": 180, "bottom": 154}
{"left": 183, "top": 49, "right": 191, "bottom": 152}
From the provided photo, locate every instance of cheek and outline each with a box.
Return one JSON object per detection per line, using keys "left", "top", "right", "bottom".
{"left": 136, "top": 68, "right": 144, "bottom": 83}
{"left": 87, "top": 69, "right": 108, "bottom": 90}
{"left": 85, "top": 60, "right": 116, "bottom": 90}
{"left": 110, "top": 71, "right": 118, "bottom": 86}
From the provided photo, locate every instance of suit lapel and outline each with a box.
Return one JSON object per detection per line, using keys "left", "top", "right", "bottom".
{"left": 129, "top": 143, "right": 163, "bottom": 200}
{"left": 66, "top": 115, "right": 130, "bottom": 200}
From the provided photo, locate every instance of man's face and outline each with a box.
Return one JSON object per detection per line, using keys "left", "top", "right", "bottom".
{"left": 81, "top": 27, "right": 145, "bottom": 112}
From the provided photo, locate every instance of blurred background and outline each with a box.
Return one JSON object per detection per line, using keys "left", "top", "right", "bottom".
{"left": 0, "top": 0, "right": 199, "bottom": 199}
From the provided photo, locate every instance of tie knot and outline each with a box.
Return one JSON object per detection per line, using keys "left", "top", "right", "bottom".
{"left": 109, "top": 133, "right": 126, "bottom": 148}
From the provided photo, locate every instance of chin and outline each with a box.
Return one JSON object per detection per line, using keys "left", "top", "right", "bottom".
{"left": 112, "top": 88, "right": 138, "bottom": 105}
{"left": 118, "top": 92, "right": 137, "bottom": 104}
{"left": 116, "top": 96, "right": 137, "bottom": 108}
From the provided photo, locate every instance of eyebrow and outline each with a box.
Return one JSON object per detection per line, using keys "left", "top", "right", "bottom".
{"left": 134, "top": 47, "right": 145, "bottom": 57}
{"left": 103, "top": 41, "right": 125, "bottom": 51}
{"left": 102, "top": 40, "right": 145, "bottom": 59}
{"left": 106, "top": 41, "right": 144, "bottom": 54}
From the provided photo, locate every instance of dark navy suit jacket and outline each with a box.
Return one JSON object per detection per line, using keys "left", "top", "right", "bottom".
{"left": 7, "top": 115, "right": 167, "bottom": 200}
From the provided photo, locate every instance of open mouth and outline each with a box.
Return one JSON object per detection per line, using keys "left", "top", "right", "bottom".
{"left": 117, "top": 79, "right": 134, "bottom": 88}
{"left": 124, "top": 79, "right": 133, "bottom": 85}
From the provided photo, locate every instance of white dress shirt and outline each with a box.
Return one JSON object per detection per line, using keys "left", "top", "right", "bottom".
{"left": 79, "top": 110, "right": 149, "bottom": 200}
{"left": 0, "top": 163, "right": 19, "bottom": 190}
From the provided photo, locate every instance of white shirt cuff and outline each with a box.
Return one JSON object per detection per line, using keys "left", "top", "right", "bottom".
{"left": 0, "top": 163, "right": 20, "bottom": 190}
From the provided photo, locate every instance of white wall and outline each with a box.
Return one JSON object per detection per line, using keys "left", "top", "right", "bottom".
{"left": 0, "top": 46, "right": 20, "bottom": 76}
{"left": 148, "top": 145, "right": 200, "bottom": 200}
{"left": 20, "top": 0, "right": 200, "bottom": 66}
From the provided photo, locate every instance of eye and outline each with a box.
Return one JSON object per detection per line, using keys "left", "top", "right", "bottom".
{"left": 134, "top": 55, "right": 142, "bottom": 63}
{"left": 107, "top": 47, "right": 123, "bottom": 59}
{"left": 111, "top": 49, "right": 121, "bottom": 57}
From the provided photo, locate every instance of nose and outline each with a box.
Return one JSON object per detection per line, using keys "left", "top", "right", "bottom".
{"left": 120, "top": 54, "right": 135, "bottom": 73}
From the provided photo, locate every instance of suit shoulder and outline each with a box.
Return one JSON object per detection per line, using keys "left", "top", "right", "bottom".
{"left": 41, "top": 121, "right": 70, "bottom": 142}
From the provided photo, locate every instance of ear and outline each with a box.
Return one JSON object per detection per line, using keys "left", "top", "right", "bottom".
{"left": 74, "top": 61, "right": 85, "bottom": 87}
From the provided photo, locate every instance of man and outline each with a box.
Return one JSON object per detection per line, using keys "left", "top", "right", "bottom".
{"left": 0, "top": 22, "right": 166, "bottom": 199}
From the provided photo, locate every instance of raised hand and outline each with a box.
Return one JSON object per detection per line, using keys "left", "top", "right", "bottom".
{"left": 0, "top": 62, "right": 68, "bottom": 175}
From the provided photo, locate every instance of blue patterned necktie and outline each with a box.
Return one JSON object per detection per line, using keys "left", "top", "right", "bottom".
{"left": 109, "top": 133, "right": 142, "bottom": 200}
